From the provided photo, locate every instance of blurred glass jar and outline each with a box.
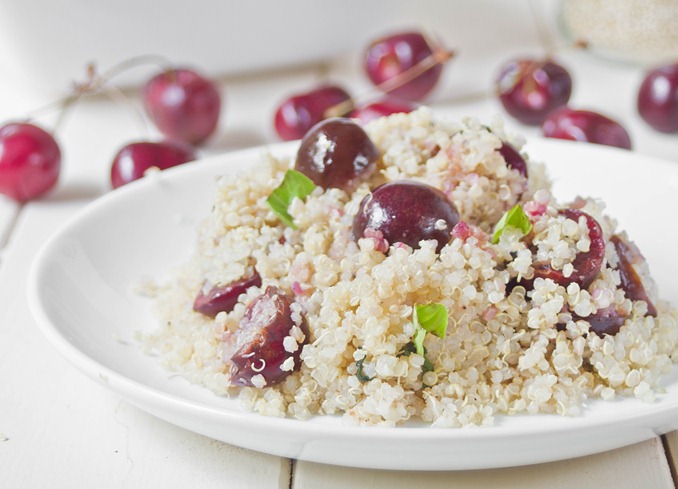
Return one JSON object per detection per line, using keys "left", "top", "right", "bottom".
{"left": 561, "top": 0, "right": 678, "bottom": 64}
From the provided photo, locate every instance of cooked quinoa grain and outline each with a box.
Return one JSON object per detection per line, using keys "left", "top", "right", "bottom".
{"left": 141, "top": 108, "right": 678, "bottom": 427}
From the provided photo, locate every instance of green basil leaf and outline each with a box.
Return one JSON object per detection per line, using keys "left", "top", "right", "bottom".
{"left": 266, "top": 169, "right": 316, "bottom": 229}
{"left": 356, "top": 356, "right": 373, "bottom": 383}
{"left": 410, "top": 302, "right": 448, "bottom": 363}
{"left": 492, "top": 204, "right": 532, "bottom": 244}
{"left": 412, "top": 327, "right": 427, "bottom": 357}
{"left": 415, "top": 303, "right": 448, "bottom": 339}
{"left": 397, "top": 341, "right": 417, "bottom": 357}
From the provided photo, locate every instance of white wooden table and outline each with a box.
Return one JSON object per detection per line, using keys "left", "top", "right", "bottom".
{"left": 2, "top": 2, "right": 678, "bottom": 487}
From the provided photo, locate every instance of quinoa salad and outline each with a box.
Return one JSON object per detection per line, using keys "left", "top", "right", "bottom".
{"left": 139, "top": 108, "right": 678, "bottom": 427}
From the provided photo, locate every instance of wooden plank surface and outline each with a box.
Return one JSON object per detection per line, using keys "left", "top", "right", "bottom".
{"left": 294, "top": 437, "right": 674, "bottom": 489}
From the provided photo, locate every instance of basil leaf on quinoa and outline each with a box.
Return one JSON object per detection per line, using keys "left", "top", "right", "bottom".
{"left": 412, "top": 327, "right": 427, "bottom": 357}
{"left": 398, "top": 341, "right": 418, "bottom": 357}
{"left": 411, "top": 302, "right": 448, "bottom": 360}
{"left": 355, "top": 356, "right": 373, "bottom": 383}
{"left": 415, "top": 303, "right": 448, "bottom": 339}
{"left": 492, "top": 204, "right": 532, "bottom": 244}
{"left": 266, "top": 169, "right": 317, "bottom": 229}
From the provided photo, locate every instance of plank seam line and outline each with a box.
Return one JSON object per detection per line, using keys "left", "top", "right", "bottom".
{"left": 288, "top": 458, "right": 296, "bottom": 489}
{"left": 661, "top": 435, "right": 678, "bottom": 489}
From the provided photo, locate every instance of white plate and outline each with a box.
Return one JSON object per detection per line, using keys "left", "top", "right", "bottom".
{"left": 28, "top": 138, "right": 678, "bottom": 471}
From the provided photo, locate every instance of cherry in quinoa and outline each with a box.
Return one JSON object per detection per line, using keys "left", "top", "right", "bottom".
{"left": 110, "top": 140, "right": 196, "bottom": 189}
{"left": 498, "top": 142, "right": 528, "bottom": 177}
{"left": 229, "top": 286, "right": 309, "bottom": 387}
{"left": 143, "top": 68, "right": 221, "bottom": 145}
{"left": 542, "top": 107, "right": 632, "bottom": 150}
{"left": 610, "top": 235, "right": 657, "bottom": 316}
{"left": 562, "top": 311, "right": 627, "bottom": 337}
{"left": 570, "top": 235, "right": 657, "bottom": 337}
{"left": 496, "top": 58, "right": 572, "bottom": 125}
{"left": 295, "top": 117, "right": 379, "bottom": 192}
{"left": 353, "top": 180, "right": 460, "bottom": 253}
{"left": 364, "top": 31, "right": 445, "bottom": 101}
{"left": 637, "top": 63, "right": 678, "bottom": 133}
{"left": 552, "top": 233, "right": 655, "bottom": 337}
{"left": 193, "top": 271, "right": 262, "bottom": 318}
{"left": 530, "top": 209, "right": 605, "bottom": 289}
{"left": 274, "top": 85, "right": 352, "bottom": 141}
{"left": 0, "top": 122, "right": 61, "bottom": 202}
{"left": 584, "top": 312, "right": 627, "bottom": 337}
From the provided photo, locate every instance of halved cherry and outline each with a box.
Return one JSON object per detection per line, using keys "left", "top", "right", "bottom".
{"left": 558, "top": 310, "right": 627, "bottom": 337}
{"left": 531, "top": 209, "right": 605, "bottom": 289}
{"left": 193, "top": 271, "right": 262, "bottom": 318}
{"left": 584, "top": 312, "right": 627, "bottom": 337}
{"left": 229, "top": 286, "right": 309, "bottom": 387}
{"left": 498, "top": 142, "right": 528, "bottom": 178}
{"left": 610, "top": 235, "right": 657, "bottom": 316}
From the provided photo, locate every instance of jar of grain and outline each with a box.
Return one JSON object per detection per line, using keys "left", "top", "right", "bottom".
{"left": 561, "top": 0, "right": 678, "bottom": 64}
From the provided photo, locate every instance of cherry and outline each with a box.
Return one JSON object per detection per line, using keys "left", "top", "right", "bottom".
{"left": 229, "top": 286, "right": 309, "bottom": 387}
{"left": 498, "top": 142, "right": 528, "bottom": 177}
{"left": 531, "top": 209, "right": 605, "bottom": 289}
{"left": 110, "top": 140, "right": 197, "bottom": 189}
{"left": 349, "top": 98, "right": 417, "bottom": 125}
{"left": 143, "top": 68, "right": 221, "bottom": 145}
{"left": 637, "top": 63, "right": 678, "bottom": 133}
{"left": 496, "top": 58, "right": 572, "bottom": 125}
{"left": 364, "top": 31, "right": 444, "bottom": 102}
{"left": 193, "top": 271, "right": 262, "bottom": 318}
{"left": 542, "top": 107, "right": 632, "bottom": 150}
{"left": 295, "top": 117, "right": 379, "bottom": 191}
{"left": 575, "top": 311, "right": 626, "bottom": 337}
{"left": 0, "top": 122, "right": 61, "bottom": 202}
{"left": 274, "top": 85, "right": 352, "bottom": 141}
{"left": 353, "top": 180, "right": 460, "bottom": 252}
{"left": 610, "top": 235, "right": 657, "bottom": 316}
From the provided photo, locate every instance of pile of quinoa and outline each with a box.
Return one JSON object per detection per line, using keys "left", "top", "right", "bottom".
{"left": 140, "top": 108, "right": 678, "bottom": 427}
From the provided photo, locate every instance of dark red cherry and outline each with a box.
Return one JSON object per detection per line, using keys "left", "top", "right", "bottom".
{"left": 542, "top": 107, "right": 632, "bottom": 150}
{"left": 364, "top": 31, "right": 444, "bottom": 101}
{"left": 193, "top": 271, "right": 262, "bottom": 318}
{"left": 572, "top": 310, "right": 626, "bottom": 337}
{"left": 0, "top": 122, "right": 61, "bottom": 202}
{"left": 274, "top": 85, "right": 352, "bottom": 141}
{"left": 229, "top": 286, "right": 309, "bottom": 387}
{"left": 637, "top": 63, "right": 678, "bottom": 133}
{"left": 610, "top": 235, "right": 657, "bottom": 316}
{"left": 531, "top": 209, "right": 605, "bottom": 289}
{"left": 353, "top": 180, "right": 460, "bottom": 252}
{"left": 143, "top": 68, "right": 221, "bottom": 145}
{"left": 496, "top": 59, "right": 572, "bottom": 125}
{"left": 110, "top": 140, "right": 197, "bottom": 189}
{"left": 498, "top": 142, "right": 528, "bottom": 177}
{"left": 295, "top": 117, "right": 379, "bottom": 191}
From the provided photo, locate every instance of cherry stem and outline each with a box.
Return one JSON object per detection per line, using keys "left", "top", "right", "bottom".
{"left": 23, "top": 54, "right": 175, "bottom": 135}
{"left": 528, "top": 0, "right": 556, "bottom": 54}
{"left": 496, "top": 36, "right": 586, "bottom": 98}
{"left": 51, "top": 94, "right": 80, "bottom": 135}
{"left": 100, "top": 84, "right": 150, "bottom": 137}
{"left": 373, "top": 48, "right": 455, "bottom": 101}
{"left": 100, "top": 54, "right": 174, "bottom": 83}
{"left": 324, "top": 41, "right": 456, "bottom": 118}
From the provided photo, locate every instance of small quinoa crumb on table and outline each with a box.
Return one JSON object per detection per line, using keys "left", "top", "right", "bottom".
{"left": 140, "top": 108, "right": 678, "bottom": 428}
